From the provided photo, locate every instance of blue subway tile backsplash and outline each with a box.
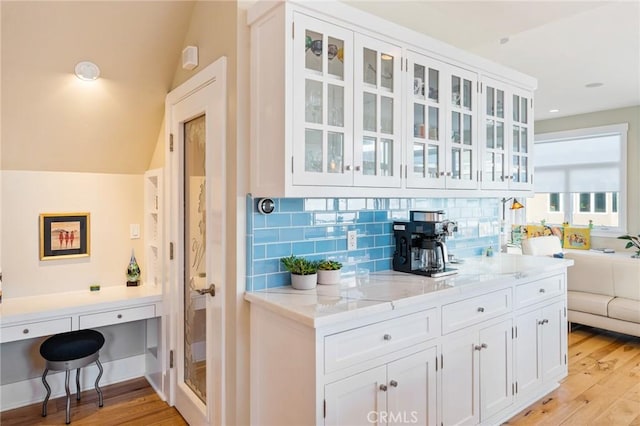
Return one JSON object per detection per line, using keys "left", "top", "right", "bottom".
{"left": 245, "top": 195, "right": 501, "bottom": 291}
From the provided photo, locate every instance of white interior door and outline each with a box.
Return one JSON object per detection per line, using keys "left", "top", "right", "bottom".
{"left": 166, "top": 57, "right": 227, "bottom": 426}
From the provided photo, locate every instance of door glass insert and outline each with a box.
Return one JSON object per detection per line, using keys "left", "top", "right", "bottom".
{"left": 380, "top": 138, "right": 393, "bottom": 176}
{"left": 451, "top": 147, "right": 461, "bottom": 179}
{"left": 363, "top": 48, "right": 377, "bottom": 86}
{"left": 463, "top": 114, "right": 472, "bottom": 145}
{"left": 327, "top": 132, "right": 344, "bottom": 174}
{"left": 451, "top": 112, "right": 460, "bottom": 143}
{"left": 380, "top": 96, "right": 393, "bottom": 134}
{"left": 414, "top": 64, "right": 425, "bottom": 98}
{"left": 486, "top": 119, "right": 495, "bottom": 148}
{"left": 428, "top": 68, "right": 439, "bottom": 101}
{"left": 521, "top": 127, "right": 528, "bottom": 152}
{"left": 428, "top": 106, "right": 439, "bottom": 140}
{"left": 520, "top": 156, "right": 528, "bottom": 183}
{"left": 363, "top": 92, "right": 377, "bottom": 132}
{"left": 414, "top": 103, "right": 425, "bottom": 139}
{"left": 513, "top": 125, "right": 520, "bottom": 152}
{"left": 184, "top": 114, "right": 207, "bottom": 403}
{"left": 452, "top": 76, "right": 461, "bottom": 107}
{"left": 462, "top": 79, "right": 472, "bottom": 110}
{"left": 496, "top": 121, "right": 504, "bottom": 149}
{"left": 362, "top": 136, "right": 376, "bottom": 175}
{"left": 428, "top": 145, "right": 439, "bottom": 178}
{"left": 380, "top": 53, "right": 394, "bottom": 91}
{"left": 305, "top": 79, "right": 323, "bottom": 124}
{"left": 328, "top": 84, "right": 344, "bottom": 127}
{"left": 462, "top": 149, "right": 472, "bottom": 180}
{"left": 486, "top": 87, "right": 495, "bottom": 116}
{"left": 413, "top": 143, "right": 425, "bottom": 177}
{"left": 521, "top": 97, "right": 528, "bottom": 123}
{"left": 327, "top": 36, "right": 344, "bottom": 79}
{"left": 496, "top": 89, "right": 504, "bottom": 118}
{"left": 513, "top": 95, "right": 520, "bottom": 121}
{"left": 305, "top": 129, "right": 323, "bottom": 172}
{"left": 305, "top": 30, "right": 323, "bottom": 73}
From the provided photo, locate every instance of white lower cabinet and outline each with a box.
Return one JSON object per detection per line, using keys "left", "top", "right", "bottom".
{"left": 441, "top": 319, "right": 513, "bottom": 425}
{"left": 515, "top": 300, "right": 568, "bottom": 396}
{"left": 325, "top": 348, "right": 437, "bottom": 425}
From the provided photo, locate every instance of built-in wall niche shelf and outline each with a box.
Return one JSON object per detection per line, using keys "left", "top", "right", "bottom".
{"left": 144, "top": 168, "right": 163, "bottom": 287}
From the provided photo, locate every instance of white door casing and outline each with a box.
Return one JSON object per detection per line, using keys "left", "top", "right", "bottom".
{"left": 165, "top": 57, "right": 227, "bottom": 426}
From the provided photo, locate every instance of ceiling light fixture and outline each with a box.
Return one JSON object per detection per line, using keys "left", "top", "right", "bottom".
{"left": 75, "top": 61, "right": 100, "bottom": 81}
{"left": 585, "top": 82, "right": 603, "bottom": 88}
{"left": 549, "top": 109, "right": 560, "bottom": 113}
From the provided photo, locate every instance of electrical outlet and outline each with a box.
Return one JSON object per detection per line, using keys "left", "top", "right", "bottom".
{"left": 347, "top": 230, "right": 357, "bottom": 250}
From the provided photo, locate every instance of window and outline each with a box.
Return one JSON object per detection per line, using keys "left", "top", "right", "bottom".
{"left": 549, "top": 193, "right": 560, "bottom": 212}
{"left": 527, "top": 124, "right": 628, "bottom": 235}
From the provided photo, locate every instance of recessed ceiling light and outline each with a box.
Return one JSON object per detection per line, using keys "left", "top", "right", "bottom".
{"left": 75, "top": 61, "right": 100, "bottom": 81}
{"left": 499, "top": 37, "right": 509, "bottom": 45}
{"left": 585, "top": 82, "right": 603, "bottom": 88}
{"left": 549, "top": 109, "right": 560, "bottom": 113}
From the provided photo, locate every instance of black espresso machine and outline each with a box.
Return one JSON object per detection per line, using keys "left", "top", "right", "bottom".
{"left": 393, "top": 211, "right": 458, "bottom": 278}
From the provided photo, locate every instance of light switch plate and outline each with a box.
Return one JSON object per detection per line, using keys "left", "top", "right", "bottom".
{"left": 130, "top": 224, "right": 141, "bottom": 239}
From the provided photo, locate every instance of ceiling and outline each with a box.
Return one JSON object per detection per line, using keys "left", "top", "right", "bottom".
{"left": 345, "top": 1, "right": 640, "bottom": 121}
{"left": 2, "top": 1, "right": 639, "bottom": 174}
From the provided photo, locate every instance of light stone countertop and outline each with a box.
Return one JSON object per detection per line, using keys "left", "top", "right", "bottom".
{"left": 244, "top": 253, "right": 574, "bottom": 328}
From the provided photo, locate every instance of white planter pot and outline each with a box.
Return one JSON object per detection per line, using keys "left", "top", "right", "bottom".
{"left": 317, "top": 269, "right": 341, "bottom": 285}
{"left": 291, "top": 273, "right": 317, "bottom": 290}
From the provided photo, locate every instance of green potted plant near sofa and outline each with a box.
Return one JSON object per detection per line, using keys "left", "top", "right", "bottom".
{"left": 317, "top": 260, "right": 343, "bottom": 285}
{"left": 280, "top": 255, "right": 319, "bottom": 289}
{"left": 618, "top": 233, "right": 640, "bottom": 258}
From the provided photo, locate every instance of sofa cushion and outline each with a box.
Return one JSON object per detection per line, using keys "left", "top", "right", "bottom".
{"left": 612, "top": 261, "right": 640, "bottom": 300}
{"left": 567, "top": 290, "right": 613, "bottom": 316}
{"left": 565, "top": 253, "right": 615, "bottom": 295}
{"left": 608, "top": 297, "right": 640, "bottom": 323}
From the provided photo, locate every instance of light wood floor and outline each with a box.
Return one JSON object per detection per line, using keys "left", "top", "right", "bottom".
{"left": 2, "top": 325, "right": 639, "bottom": 425}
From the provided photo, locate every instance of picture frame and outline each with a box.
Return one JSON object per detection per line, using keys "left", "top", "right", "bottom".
{"left": 39, "top": 212, "right": 90, "bottom": 260}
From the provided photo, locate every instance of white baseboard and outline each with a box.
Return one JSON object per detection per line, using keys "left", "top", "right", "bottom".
{"left": 0, "top": 354, "right": 146, "bottom": 411}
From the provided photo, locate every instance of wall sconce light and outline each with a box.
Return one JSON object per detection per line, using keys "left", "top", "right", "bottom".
{"left": 501, "top": 197, "right": 524, "bottom": 222}
{"left": 75, "top": 61, "right": 100, "bottom": 81}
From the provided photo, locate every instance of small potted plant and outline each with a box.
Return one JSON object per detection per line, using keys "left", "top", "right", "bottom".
{"left": 317, "top": 260, "right": 343, "bottom": 285}
{"left": 618, "top": 233, "right": 640, "bottom": 258}
{"left": 280, "top": 255, "right": 319, "bottom": 290}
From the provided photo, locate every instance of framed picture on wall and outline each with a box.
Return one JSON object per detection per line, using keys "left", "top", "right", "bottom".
{"left": 39, "top": 212, "right": 90, "bottom": 260}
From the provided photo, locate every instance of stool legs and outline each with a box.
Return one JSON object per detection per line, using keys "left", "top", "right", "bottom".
{"left": 41, "top": 368, "right": 51, "bottom": 417}
{"left": 64, "top": 369, "right": 72, "bottom": 424}
{"left": 95, "top": 359, "right": 104, "bottom": 407}
{"left": 76, "top": 368, "right": 81, "bottom": 401}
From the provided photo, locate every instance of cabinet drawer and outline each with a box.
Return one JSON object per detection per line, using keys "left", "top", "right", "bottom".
{"left": 324, "top": 309, "right": 437, "bottom": 374}
{"left": 1, "top": 317, "right": 72, "bottom": 343}
{"left": 515, "top": 275, "right": 564, "bottom": 309}
{"left": 79, "top": 304, "right": 155, "bottom": 329}
{"left": 442, "top": 289, "right": 511, "bottom": 334}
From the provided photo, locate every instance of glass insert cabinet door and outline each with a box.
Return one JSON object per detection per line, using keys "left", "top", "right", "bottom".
{"left": 510, "top": 89, "right": 533, "bottom": 189}
{"left": 447, "top": 68, "right": 478, "bottom": 189}
{"left": 405, "top": 51, "right": 446, "bottom": 189}
{"left": 292, "top": 13, "right": 354, "bottom": 187}
{"left": 481, "top": 78, "right": 507, "bottom": 189}
{"left": 353, "top": 35, "right": 402, "bottom": 187}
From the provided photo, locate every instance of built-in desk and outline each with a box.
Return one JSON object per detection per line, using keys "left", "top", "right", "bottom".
{"left": 0, "top": 286, "right": 165, "bottom": 411}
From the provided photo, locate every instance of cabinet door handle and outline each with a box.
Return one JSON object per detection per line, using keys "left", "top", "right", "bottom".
{"left": 355, "top": 165, "right": 361, "bottom": 172}
{"left": 474, "top": 344, "right": 482, "bottom": 351}
{"left": 23, "top": 328, "right": 29, "bottom": 334}
{"left": 379, "top": 384, "right": 388, "bottom": 391}
{"left": 345, "top": 165, "right": 352, "bottom": 171}
{"left": 481, "top": 343, "right": 488, "bottom": 349}
{"left": 383, "top": 334, "right": 392, "bottom": 341}
{"left": 477, "top": 307, "right": 485, "bottom": 312}
{"left": 539, "top": 288, "right": 546, "bottom": 293}
{"left": 542, "top": 319, "right": 549, "bottom": 324}
{"left": 389, "top": 380, "right": 398, "bottom": 388}
{"left": 117, "top": 314, "right": 123, "bottom": 319}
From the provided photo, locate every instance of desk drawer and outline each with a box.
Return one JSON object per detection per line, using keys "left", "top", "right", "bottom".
{"left": 442, "top": 289, "right": 512, "bottom": 334}
{"left": 516, "top": 274, "right": 564, "bottom": 309}
{"left": 1, "top": 317, "right": 72, "bottom": 343}
{"left": 324, "top": 308, "right": 438, "bottom": 374}
{"left": 79, "top": 304, "right": 155, "bottom": 329}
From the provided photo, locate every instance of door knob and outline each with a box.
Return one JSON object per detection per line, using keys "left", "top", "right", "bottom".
{"left": 197, "top": 284, "right": 216, "bottom": 297}
{"left": 389, "top": 380, "right": 398, "bottom": 387}
{"left": 379, "top": 384, "right": 388, "bottom": 391}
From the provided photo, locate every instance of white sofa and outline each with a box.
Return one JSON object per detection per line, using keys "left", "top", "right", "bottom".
{"left": 564, "top": 250, "right": 640, "bottom": 337}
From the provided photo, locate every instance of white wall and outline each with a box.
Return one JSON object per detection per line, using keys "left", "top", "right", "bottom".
{"left": 1, "top": 171, "right": 144, "bottom": 298}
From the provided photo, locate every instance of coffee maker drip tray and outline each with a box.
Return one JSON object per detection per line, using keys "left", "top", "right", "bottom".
{"left": 425, "top": 267, "right": 458, "bottom": 278}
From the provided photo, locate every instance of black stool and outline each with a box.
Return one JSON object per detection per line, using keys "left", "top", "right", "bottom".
{"left": 40, "top": 329, "right": 105, "bottom": 424}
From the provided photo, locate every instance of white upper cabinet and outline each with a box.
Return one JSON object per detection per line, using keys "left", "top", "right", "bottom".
{"left": 353, "top": 35, "right": 402, "bottom": 188}
{"left": 481, "top": 77, "right": 534, "bottom": 191}
{"left": 248, "top": 1, "right": 536, "bottom": 197}
{"left": 293, "top": 13, "right": 354, "bottom": 187}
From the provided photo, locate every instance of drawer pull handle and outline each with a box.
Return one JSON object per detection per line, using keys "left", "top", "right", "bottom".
{"left": 23, "top": 329, "right": 29, "bottom": 334}
{"left": 481, "top": 343, "right": 488, "bottom": 349}
{"left": 477, "top": 307, "right": 485, "bottom": 313}
{"left": 117, "top": 314, "right": 123, "bottom": 319}
{"left": 389, "top": 380, "right": 398, "bottom": 388}
{"left": 379, "top": 384, "right": 387, "bottom": 391}
{"left": 474, "top": 345, "right": 482, "bottom": 351}
{"left": 539, "top": 288, "right": 546, "bottom": 293}
{"left": 383, "top": 334, "right": 392, "bottom": 341}
{"left": 475, "top": 343, "right": 488, "bottom": 351}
